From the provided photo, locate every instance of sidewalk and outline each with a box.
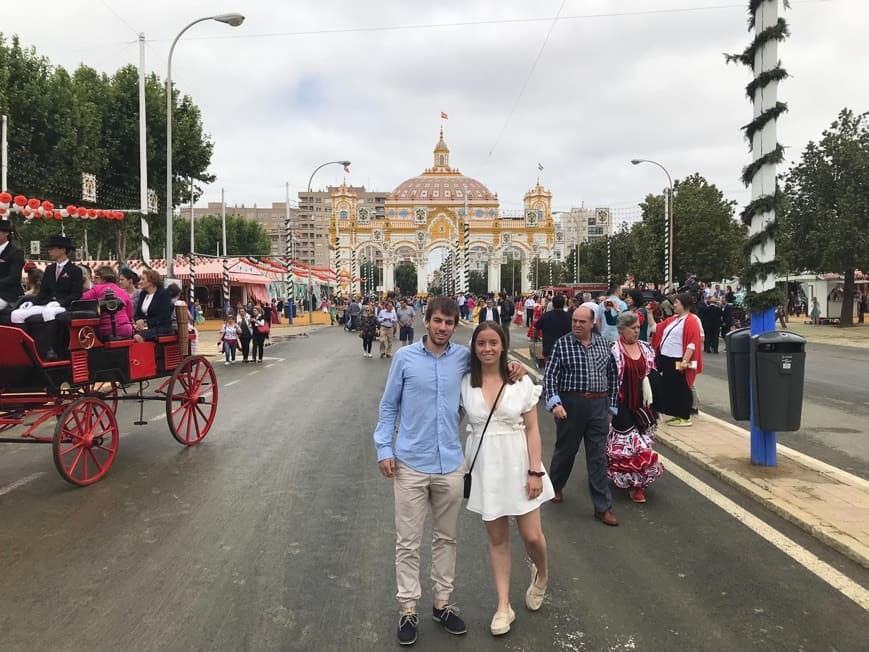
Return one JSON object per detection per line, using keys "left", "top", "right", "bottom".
{"left": 508, "top": 348, "right": 869, "bottom": 569}
{"left": 656, "top": 415, "right": 869, "bottom": 568}
{"left": 775, "top": 319, "right": 869, "bottom": 349}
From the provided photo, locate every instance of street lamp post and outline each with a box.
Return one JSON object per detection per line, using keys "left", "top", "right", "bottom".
{"left": 166, "top": 12, "right": 244, "bottom": 279}
{"left": 305, "top": 160, "right": 351, "bottom": 324}
{"left": 631, "top": 158, "right": 673, "bottom": 292}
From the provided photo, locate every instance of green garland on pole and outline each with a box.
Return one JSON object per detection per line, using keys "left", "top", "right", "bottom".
{"left": 726, "top": 0, "right": 789, "bottom": 314}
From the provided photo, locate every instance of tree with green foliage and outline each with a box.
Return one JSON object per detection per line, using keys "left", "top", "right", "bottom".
{"left": 394, "top": 261, "right": 417, "bottom": 295}
{"left": 0, "top": 34, "right": 215, "bottom": 261}
{"left": 632, "top": 174, "right": 745, "bottom": 285}
{"left": 780, "top": 109, "right": 869, "bottom": 326}
{"left": 174, "top": 214, "right": 270, "bottom": 257}
{"left": 468, "top": 269, "right": 487, "bottom": 295}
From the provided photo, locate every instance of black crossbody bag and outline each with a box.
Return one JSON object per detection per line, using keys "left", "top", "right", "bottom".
{"left": 464, "top": 381, "right": 507, "bottom": 499}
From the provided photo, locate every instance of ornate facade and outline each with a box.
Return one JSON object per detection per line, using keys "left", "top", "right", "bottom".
{"left": 329, "top": 129, "right": 555, "bottom": 294}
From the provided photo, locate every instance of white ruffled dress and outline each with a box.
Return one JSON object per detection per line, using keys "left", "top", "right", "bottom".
{"left": 461, "top": 375, "right": 555, "bottom": 521}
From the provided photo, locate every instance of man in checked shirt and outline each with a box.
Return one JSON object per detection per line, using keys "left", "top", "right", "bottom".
{"left": 543, "top": 305, "right": 620, "bottom": 526}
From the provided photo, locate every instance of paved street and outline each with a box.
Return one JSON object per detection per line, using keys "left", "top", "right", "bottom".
{"left": 1, "top": 322, "right": 867, "bottom": 651}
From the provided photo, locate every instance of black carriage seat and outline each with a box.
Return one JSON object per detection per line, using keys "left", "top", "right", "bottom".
{"left": 56, "top": 299, "right": 100, "bottom": 322}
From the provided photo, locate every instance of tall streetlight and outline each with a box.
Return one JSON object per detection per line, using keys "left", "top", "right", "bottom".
{"left": 631, "top": 158, "right": 673, "bottom": 291}
{"left": 166, "top": 13, "right": 245, "bottom": 279}
{"left": 305, "top": 160, "right": 351, "bottom": 324}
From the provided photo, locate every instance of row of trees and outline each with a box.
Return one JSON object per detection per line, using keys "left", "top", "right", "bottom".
{"left": 0, "top": 33, "right": 216, "bottom": 259}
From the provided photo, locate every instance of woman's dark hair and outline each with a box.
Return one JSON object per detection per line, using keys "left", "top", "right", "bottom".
{"left": 167, "top": 283, "right": 181, "bottom": 299}
{"left": 119, "top": 266, "right": 139, "bottom": 285}
{"left": 26, "top": 267, "right": 43, "bottom": 291}
{"left": 469, "top": 322, "right": 511, "bottom": 388}
{"left": 425, "top": 296, "right": 460, "bottom": 322}
{"left": 676, "top": 292, "right": 694, "bottom": 310}
{"left": 627, "top": 289, "right": 645, "bottom": 308}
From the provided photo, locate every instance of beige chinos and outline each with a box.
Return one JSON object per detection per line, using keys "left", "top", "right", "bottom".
{"left": 393, "top": 460, "right": 464, "bottom": 610}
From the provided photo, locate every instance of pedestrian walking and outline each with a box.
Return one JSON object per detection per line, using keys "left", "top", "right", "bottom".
{"left": 463, "top": 322, "right": 553, "bottom": 636}
{"left": 377, "top": 300, "right": 398, "bottom": 358}
{"left": 650, "top": 292, "right": 702, "bottom": 427}
{"left": 220, "top": 316, "right": 238, "bottom": 365}
{"left": 236, "top": 307, "right": 253, "bottom": 362}
{"left": 606, "top": 312, "right": 663, "bottom": 504}
{"left": 251, "top": 306, "right": 267, "bottom": 363}
{"left": 524, "top": 295, "right": 536, "bottom": 327}
{"left": 533, "top": 294, "right": 571, "bottom": 365}
{"left": 700, "top": 297, "right": 723, "bottom": 354}
{"left": 360, "top": 305, "right": 378, "bottom": 358}
{"left": 543, "top": 306, "right": 619, "bottom": 526}
{"left": 396, "top": 299, "right": 416, "bottom": 346}
{"left": 374, "top": 297, "right": 525, "bottom": 645}
{"left": 810, "top": 296, "right": 821, "bottom": 325}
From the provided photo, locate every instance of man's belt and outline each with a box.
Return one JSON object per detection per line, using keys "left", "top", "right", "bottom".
{"left": 563, "top": 391, "right": 607, "bottom": 399}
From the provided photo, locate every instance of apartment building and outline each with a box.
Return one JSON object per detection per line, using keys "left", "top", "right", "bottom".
{"left": 191, "top": 202, "right": 301, "bottom": 260}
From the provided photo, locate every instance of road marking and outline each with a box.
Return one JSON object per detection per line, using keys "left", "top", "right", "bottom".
{"left": 265, "top": 363, "right": 274, "bottom": 368}
{"left": 247, "top": 370, "right": 259, "bottom": 376}
{"left": 661, "top": 453, "right": 869, "bottom": 611}
{"left": 225, "top": 379, "right": 241, "bottom": 387}
{"left": 0, "top": 472, "right": 45, "bottom": 497}
{"left": 149, "top": 413, "right": 166, "bottom": 422}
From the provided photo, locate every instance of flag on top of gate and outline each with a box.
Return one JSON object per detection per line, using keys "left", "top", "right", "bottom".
{"left": 441, "top": 111, "right": 449, "bottom": 120}
{"left": 538, "top": 163, "right": 544, "bottom": 172}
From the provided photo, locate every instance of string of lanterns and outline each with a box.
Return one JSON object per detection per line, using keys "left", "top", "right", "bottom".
{"left": 0, "top": 192, "right": 125, "bottom": 221}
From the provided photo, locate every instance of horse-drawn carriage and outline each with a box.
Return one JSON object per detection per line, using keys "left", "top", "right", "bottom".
{"left": 0, "top": 301, "right": 218, "bottom": 486}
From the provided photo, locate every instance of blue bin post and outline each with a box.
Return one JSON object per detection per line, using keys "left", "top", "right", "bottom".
{"left": 749, "top": 308, "right": 777, "bottom": 466}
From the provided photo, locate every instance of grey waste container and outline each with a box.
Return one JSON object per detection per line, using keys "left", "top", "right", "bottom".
{"left": 750, "top": 331, "right": 806, "bottom": 432}
{"left": 725, "top": 327, "right": 752, "bottom": 421}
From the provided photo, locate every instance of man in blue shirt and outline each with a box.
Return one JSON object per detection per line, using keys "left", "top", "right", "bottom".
{"left": 374, "top": 297, "right": 522, "bottom": 645}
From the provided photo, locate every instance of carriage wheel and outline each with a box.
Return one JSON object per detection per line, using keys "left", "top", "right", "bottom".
{"left": 165, "top": 356, "right": 218, "bottom": 446}
{"left": 52, "top": 397, "right": 119, "bottom": 486}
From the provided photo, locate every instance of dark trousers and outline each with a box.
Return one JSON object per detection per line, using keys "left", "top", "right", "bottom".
{"left": 239, "top": 335, "right": 251, "bottom": 361}
{"left": 549, "top": 393, "right": 612, "bottom": 512}
{"left": 526, "top": 308, "right": 534, "bottom": 327}
{"left": 251, "top": 335, "right": 265, "bottom": 361}
{"left": 362, "top": 335, "right": 374, "bottom": 354}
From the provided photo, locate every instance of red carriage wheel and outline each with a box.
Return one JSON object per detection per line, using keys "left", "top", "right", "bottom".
{"left": 52, "top": 397, "right": 119, "bottom": 486}
{"left": 165, "top": 356, "right": 218, "bottom": 446}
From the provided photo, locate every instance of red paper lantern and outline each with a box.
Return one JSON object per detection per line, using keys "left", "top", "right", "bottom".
{"left": 42, "top": 201, "right": 54, "bottom": 212}
{"left": 95, "top": 209, "right": 104, "bottom": 218}
{"left": 0, "top": 192, "right": 11, "bottom": 204}
{"left": 87, "top": 209, "right": 97, "bottom": 218}
{"left": 77, "top": 207, "right": 88, "bottom": 217}
{"left": 27, "top": 198, "right": 40, "bottom": 210}
{"left": 54, "top": 210, "right": 63, "bottom": 219}
{"left": 117, "top": 211, "right": 125, "bottom": 220}
{"left": 13, "top": 195, "right": 27, "bottom": 207}
{"left": 66, "top": 205, "right": 77, "bottom": 214}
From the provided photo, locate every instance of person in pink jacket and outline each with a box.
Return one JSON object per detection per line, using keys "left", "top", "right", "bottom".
{"left": 81, "top": 265, "right": 134, "bottom": 339}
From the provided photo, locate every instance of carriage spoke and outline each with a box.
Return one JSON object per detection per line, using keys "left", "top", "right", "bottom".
{"left": 87, "top": 449, "right": 104, "bottom": 474}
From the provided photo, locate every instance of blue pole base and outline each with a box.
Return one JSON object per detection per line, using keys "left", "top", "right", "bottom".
{"left": 749, "top": 307, "right": 777, "bottom": 466}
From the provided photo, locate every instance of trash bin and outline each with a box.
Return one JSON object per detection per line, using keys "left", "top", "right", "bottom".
{"left": 750, "top": 331, "right": 806, "bottom": 432}
{"left": 725, "top": 327, "right": 752, "bottom": 421}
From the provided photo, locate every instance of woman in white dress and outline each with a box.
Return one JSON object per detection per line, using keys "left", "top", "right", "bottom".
{"left": 462, "top": 322, "right": 555, "bottom": 636}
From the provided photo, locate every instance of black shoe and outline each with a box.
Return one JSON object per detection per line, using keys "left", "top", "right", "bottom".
{"left": 432, "top": 604, "right": 466, "bottom": 635}
{"left": 398, "top": 612, "right": 419, "bottom": 646}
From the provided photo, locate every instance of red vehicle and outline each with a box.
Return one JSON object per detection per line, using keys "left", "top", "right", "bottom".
{"left": 0, "top": 301, "right": 217, "bottom": 486}
{"left": 537, "top": 283, "right": 608, "bottom": 298}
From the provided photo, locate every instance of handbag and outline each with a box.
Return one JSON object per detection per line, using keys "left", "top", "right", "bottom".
{"left": 464, "top": 381, "right": 507, "bottom": 499}
{"left": 256, "top": 320, "right": 270, "bottom": 336}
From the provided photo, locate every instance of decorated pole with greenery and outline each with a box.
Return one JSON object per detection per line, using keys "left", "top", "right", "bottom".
{"left": 727, "top": 0, "right": 789, "bottom": 465}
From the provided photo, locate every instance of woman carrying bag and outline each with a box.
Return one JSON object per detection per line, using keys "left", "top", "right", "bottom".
{"left": 650, "top": 292, "right": 702, "bottom": 427}
{"left": 251, "top": 306, "right": 268, "bottom": 363}
{"left": 237, "top": 307, "right": 253, "bottom": 363}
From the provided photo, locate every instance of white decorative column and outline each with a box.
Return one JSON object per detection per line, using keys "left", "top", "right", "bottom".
{"left": 417, "top": 252, "right": 427, "bottom": 294}
{"left": 488, "top": 256, "right": 501, "bottom": 293}
{"left": 383, "top": 255, "right": 395, "bottom": 294}
{"left": 520, "top": 255, "right": 531, "bottom": 294}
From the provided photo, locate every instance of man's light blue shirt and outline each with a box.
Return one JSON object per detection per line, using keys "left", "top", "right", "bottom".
{"left": 374, "top": 337, "right": 470, "bottom": 474}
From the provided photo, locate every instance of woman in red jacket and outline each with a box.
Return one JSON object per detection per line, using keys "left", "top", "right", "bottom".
{"left": 650, "top": 292, "right": 702, "bottom": 427}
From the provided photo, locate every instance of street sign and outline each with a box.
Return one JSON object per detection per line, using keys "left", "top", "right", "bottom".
{"left": 30, "top": 240, "right": 40, "bottom": 255}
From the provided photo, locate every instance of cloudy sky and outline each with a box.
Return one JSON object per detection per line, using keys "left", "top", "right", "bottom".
{"left": 6, "top": 0, "right": 868, "bottom": 223}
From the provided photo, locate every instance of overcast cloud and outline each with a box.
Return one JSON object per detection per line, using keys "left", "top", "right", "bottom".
{"left": 5, "top": 0, "right": 867, "bottom": 223}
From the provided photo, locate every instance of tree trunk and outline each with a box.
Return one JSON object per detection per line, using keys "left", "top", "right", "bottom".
{"left": 839, "top": 268, "right": 855, "bottom": 327}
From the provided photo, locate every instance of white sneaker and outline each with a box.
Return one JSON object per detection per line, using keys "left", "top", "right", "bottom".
{"left": 490, "top": 605, "right": 515, "bottom": 636}
{"left": 224, "top": 361, "right": 230, "bottom": 366}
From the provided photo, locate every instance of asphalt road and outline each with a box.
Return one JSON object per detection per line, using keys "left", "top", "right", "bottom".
{"left": 509, "top": 325, "right": 869, "bottom": 480}
{"left": 0, "top": 323, "right": 867, "bottom": 651}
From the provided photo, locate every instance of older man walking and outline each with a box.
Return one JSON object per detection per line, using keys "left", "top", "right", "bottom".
{"left": 543, "top": 306, "right": 620, "bottom": 525}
